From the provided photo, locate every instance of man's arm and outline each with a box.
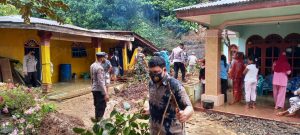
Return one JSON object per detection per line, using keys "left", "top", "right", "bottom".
{"left": 169, "top": 50, "right": 174, "bottom": 62}
{"left": 173, "top": 82, "right": 194, "bottom": 123}
{"left": 97, "top": 69, "right": 109, "bottom": 101}
{"left": 243, "top": 66, "right": 249, "bottom": 75}
{"left": 23, "top": 56, "right": 28, "bottom": 75}
{"left": 294, "top": 89, "right": 300, "bottom": 95}
{"left": 90, "top": 67, "right": 93, "bottom": 85}
{"left": 107, "top": 61, "right": 113, "bottom": 72}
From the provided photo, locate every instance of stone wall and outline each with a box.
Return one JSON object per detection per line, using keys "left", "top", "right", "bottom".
{"left": 181, "top": 31, "right": 205, "bottom": 59}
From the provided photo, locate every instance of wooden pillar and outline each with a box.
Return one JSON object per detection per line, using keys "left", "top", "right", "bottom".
{"left": 122, "top": 42, "right": 129, "bottom": 71}
{"left": 92, "top": 38, "right": 102, "bottom": 54}
{"left": 201, "top": 29, "right": 224, "bottom": 106}
{"left": 38, "top": 30, "right": 52, "bottom": 92}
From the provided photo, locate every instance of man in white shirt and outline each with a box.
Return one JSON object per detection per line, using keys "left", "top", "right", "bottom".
{"left": 188, "top": 52, "right": 198, "bottom": 76}
{"left": 170, "top": 43, "right": 186, "bottom": 82}
{"left": 23, "top": 49, "right": 38, "bottom": 87}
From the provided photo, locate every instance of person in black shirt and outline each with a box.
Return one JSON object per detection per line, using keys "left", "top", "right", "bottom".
{"left": 110, "top": 51, "right": 122, "bottom": 83}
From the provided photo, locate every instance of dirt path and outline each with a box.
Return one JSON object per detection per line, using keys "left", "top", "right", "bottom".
{"left": 55, "top": 93, "right": 236, "bottom": 135}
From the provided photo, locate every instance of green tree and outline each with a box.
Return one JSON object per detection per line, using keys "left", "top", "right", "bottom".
{"left": 0, "top": 4, "right": 19, "bottom": 16}
{"left": 59, "top": 0, "right": 202, "bottom": 48}
{"left": 62, "top": 0, "right": 145, "bottom": 30}
{"left": 0, "top": 0, "right": 69, "bottom": 23}
{"left": 144, "top": 0, "right": 203, "bottom": 35}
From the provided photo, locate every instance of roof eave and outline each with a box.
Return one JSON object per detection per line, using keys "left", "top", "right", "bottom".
{"left": 0, "top": 22, "right": 134, "bottom": 41}
{"left": 100, "top": 31, "right": 159, "bottom": 52}
{"left": 176, "top": 0, "right": 300, "bottom": 18}
{"left": 132, "top": 32, "right": 159, "bottom": 52}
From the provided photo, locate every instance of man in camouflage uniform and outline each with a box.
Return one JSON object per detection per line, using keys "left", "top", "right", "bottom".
{"left": 135, "top": 47, "right": 148, "bottom": 82}
{"left": 143, "top": 56, "right": 194, "bottom": 135}
{"left": 90, "top": 52, "right": 109, "bottom": 121}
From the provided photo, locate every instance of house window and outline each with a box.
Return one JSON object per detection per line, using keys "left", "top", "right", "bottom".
{"left": 72, "top": 42, "right": 87, "bottom": 58}
{"left": 246, "top": 33, "right": 300, "bottom": 77}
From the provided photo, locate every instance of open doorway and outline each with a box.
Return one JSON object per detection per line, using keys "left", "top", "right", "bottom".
{"left": 109, "top": 47, "right": 124, "bottom": 76}
{"left": 24, "top": 40, "right": 42, "bottom": 83}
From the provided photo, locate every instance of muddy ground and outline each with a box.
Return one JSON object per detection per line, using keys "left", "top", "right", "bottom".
{"left": 56, "top": 92, "right": 237, "bottom": 135}
{"left": 55, "top": 83, "right": 300, "bottom": 135}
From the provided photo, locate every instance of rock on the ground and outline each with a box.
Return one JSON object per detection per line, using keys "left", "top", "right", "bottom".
{"left": 39, "top": 112, "right": 85, "bottom": 135}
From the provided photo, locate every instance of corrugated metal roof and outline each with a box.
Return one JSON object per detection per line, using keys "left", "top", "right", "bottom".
{"left": 175, "top": 0, "right": 254, "bottom": 11}
{"left": 0, "top": 15, "right": 88, "bottom": 31}
{"left": 0, "top": 16, "right": 159, "bottom": 51}
{"left": 91, "top": 29, "right": 132, "bottom": 33}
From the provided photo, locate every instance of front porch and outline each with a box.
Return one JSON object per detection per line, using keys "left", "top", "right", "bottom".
{"left": 175, "top": 0, "right": 300, "bottom": 124}
{"left": 194, "top": 95, "right": 300, "bottom": 124}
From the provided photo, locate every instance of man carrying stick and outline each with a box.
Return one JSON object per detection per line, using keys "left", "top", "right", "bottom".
{"left": 143, "top": 56, "right": 194, "bottom": 135}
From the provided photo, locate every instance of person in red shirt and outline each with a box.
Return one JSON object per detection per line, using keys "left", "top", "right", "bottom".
{"left": 229, "top": 52, "right": 245, "bottom": 104}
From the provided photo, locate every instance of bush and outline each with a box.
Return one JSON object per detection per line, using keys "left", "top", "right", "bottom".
{"left": 74, "top": 99, "right": 150, "bottom": 135}
{"left": 0, "top": 83, "right": 56, "bottom": 135}
{"left": 0, "top": 88, "right": 36, "bottom": 114}
{"left": 74, "top": 109, "right": 150, "bottom": 135}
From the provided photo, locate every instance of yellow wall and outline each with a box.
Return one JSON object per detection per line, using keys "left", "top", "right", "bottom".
{"left": 0, "top": 28, "right": 95, "bottom": 83}
{"left": 0, "top": 28, "right": 131, "bottom": 83}
{"left": 101, "top": 39, "right": 121, "bottom": 53}
{"left": 0, "top": 29, "right": 39, "bottom": 62}
{"left": 50, "top": 40, "right": 94, "bottom": 83}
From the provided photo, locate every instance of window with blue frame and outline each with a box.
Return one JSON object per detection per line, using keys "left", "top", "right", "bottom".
{"left": 72, "top": 43, "right": 87, "bottom": 58}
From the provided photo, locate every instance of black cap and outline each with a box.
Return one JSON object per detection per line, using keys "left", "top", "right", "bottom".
{"left": 96, "top": 52, "right": 106, "bottom": 57}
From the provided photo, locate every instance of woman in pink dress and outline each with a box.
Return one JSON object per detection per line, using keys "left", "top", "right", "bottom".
{"left": 273, "top": 52, "right": 291, "bottom": 110}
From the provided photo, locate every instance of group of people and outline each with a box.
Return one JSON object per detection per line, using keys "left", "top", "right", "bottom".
{"left": 227, "top": 52, "right": 259, "bottom": 109}
{"left": 220, "top": 51, "right": 300, "bottom": 116}
{"left": 90, "top": 49, "right": 194, "bottom": 134}
{"left": 90, "top": 44, "right": 300, "bottom": 134}
{"left": 156, "top": 43, "right": 198, "bottom": 83}
{"left": 90, "top": 50, "right": 129, "bottom": 121}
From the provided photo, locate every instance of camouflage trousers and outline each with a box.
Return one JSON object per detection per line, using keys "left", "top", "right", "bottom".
{"left": 135, "top": 63, "right": 148, "bottom": 82}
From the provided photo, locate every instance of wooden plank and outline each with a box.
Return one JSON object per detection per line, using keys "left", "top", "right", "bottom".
{"left": 0, "top": 58, "right": 13, "bottom": 82}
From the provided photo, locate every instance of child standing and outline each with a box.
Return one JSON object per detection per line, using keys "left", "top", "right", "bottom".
{"left": 199, "top": 59, "right": 205, "bottom": 93}
{"left": 243, "top": 56, "right": 259, "bottom": 109}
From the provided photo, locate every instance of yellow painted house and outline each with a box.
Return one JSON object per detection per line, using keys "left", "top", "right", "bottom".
{"left": 0, "top": 16, "right": 158, "bottom": 91}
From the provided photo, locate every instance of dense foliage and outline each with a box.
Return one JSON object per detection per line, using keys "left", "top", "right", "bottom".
{"left": 55, "top": 0, "right": 206, "bottom": 49}
{"left": 0, "top": 4, "right": 19, "bottom": 16}
{"left": 0, "top": 0, "right": 68, "bottom": 23}
{"left": 0, "top": 0, "right": 208, "bottom": 48}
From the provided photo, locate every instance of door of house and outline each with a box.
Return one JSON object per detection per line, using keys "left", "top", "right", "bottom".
{"left": 246, "top": 33, "right": 300, "bottom": 77}
{"left": 24, "top": 40, "right": 41, "bottom": 81}
{"left": 109, "top": 47, "right": 124, "bottom": 76}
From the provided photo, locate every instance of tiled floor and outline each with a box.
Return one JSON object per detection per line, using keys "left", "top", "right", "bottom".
{"left": 194, "top": 95, "right": 300, "bottom": 124}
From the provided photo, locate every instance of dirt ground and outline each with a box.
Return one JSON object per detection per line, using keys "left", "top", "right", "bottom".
{"left": 55, "top": 93, "right": 237, "bottom": 135}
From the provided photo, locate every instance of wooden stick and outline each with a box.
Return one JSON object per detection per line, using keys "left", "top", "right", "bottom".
{"left": 157, "top": 81, "right": 184, "bottom": 135}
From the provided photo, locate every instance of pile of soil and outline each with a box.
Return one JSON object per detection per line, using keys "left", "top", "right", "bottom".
{"left": 114, "top": 83, "right": 148, "bottom": 113}
{"left": 39, "top": 112, "right": 85, "bottom": 135}
{"left": 116, "top": 83, "right": 148, "bottom": 100}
